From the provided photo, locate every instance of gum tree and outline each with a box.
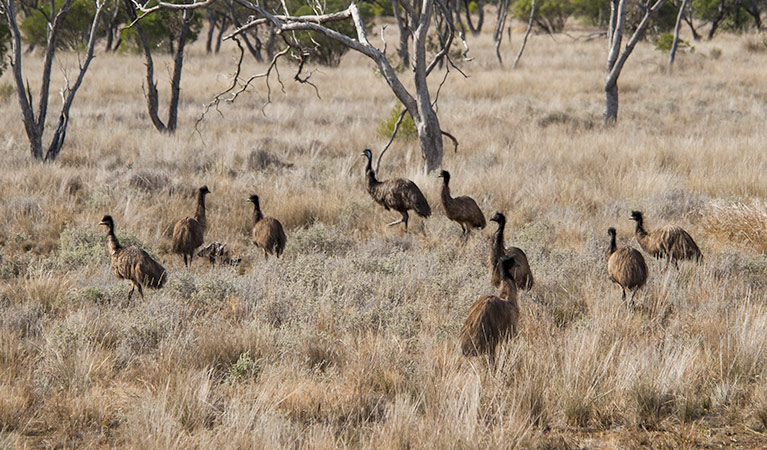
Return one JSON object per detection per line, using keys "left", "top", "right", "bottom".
{"left": 134, "top": 0, "right": 465, "bottom": 172}
{"left": 0, "top": 0, "right": 106, "bottom": 160}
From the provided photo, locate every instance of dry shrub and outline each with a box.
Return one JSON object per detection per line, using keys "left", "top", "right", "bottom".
{"left": 246, "top": 149, "right": 294, "bottom": 171}
{"left": 127, "top": 169, "right": 172, "bottom": 193}
{"left": 704, "top": 202, "right": 767, "bottom": 253}
{"left": 743, "top": 33, "right": 767, "bottom": 53}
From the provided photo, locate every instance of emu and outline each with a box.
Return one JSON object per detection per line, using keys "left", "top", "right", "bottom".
{"left": 171, "top": 185, "right": 210, "bottom": 267}
{"left": 99, "top": 215, "right": 167, "bottom": 301}
{"left": 249, "top": 194, "right": 286, "bottom": 260}
{"left": 606, "top": 227, "right": 648, "bottom": 305}
{"left": 460, "top": 255, "right": 520, "bottom": 365}
{"left": 629, "top": 210, "right": 702, "bottom": 268}
{"left": 361, "top": 149, "right": 431, "bottom": 232}
{"left": 488, "top": 212, "right": 534, "bottom": 290}
{"left": 438, "top": 170, "right": 485, "bottom": 240}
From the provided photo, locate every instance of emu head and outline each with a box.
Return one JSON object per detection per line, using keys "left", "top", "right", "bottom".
{"left": 437, "top": 170, "right": 451, "bottom": 183}
{"left": 199, "top": 185, "right": 211, "bottom": 195}
{"left": 248, "top": 194, "right": 260, "bottom": 206}
{"left": 629, "top": 210, "right": 643, "bottom": 223}
{"left": 498, "top": 255, "right": 518, "bottom": 283}
{"left": 607, "top": 227, "right": 616, "bottom": 237}
{"left": 489, "top": 212, "right": 505, "bottom": 225}
{"left": 361, "top": 149, "right": 373, "bottom": 161}
{"left": 98, "top": 215, "right": 114, "bottom": 227}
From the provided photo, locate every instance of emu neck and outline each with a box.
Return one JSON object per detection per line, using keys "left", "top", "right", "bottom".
{"left": 498, "top": 278, "right": 519, "bottom": 311}
{"left": 252, "top": 204, "right": 263, "bottom": 224}
{"left": 493, "top": 220, "right": 506, "bottom": 260}
{"left": 634, "top": 219, "right": 647, "bottom": 237}
{"left": 440, "top": 180, "right": 453, "bottom": 206}
{"left": 106, "top": 226, "right": 121, "bottom": 255}
{"left": 194, "top": 192, "right": 207, "bottom": 228}
{"left": 365, "top": 157, "right": 380, "bottom": 189}
{"left": 607, "top": 233, "right": 617, "bottom": 259}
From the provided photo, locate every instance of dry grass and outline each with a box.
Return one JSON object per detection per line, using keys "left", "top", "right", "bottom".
{"left": 2, "top": 16, "right": 767, "bottom": 448}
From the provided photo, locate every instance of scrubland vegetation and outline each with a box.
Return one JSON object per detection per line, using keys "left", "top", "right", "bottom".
{"left": 2, "top": 16, "right": 767, "bottom": 447}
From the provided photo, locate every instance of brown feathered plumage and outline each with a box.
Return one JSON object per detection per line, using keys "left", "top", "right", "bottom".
{"left": 460, "top": 255, "right": 520, "bottom": 365}
{"left": 249, "top": 194, "right": 286, "bottom": 259}
{"left": 361, "top": 149, "right": 431, "bottom": 231}
{"left": 606, "top": 227, "right": 648, "bottom": 303}
{"left": 438, "top": 170, "right": 485, "bottom": 239}
{"left": 488, "top": 212, "right": 534, "bottom": 290}
{"left": 171, "top": 186, "right": 210, "bottom": 267}
{"left": 629, "top": 210, "right": 702, "bottom": 268}
{"left": 99, "top": 215, "right": 166, "bottom": 301}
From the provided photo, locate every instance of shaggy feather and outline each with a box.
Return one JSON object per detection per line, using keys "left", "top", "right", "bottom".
{"left": 606, "top": 227, "right": 648, "bottom": 302}
{"left": 630, "top": 210, "right": 703, "bottom": 266}
{"left": 488, "top": 212, "right": 534, "bottom": 290}
{"left": 197, "top": 242, "right": 241, "bottom": 266}
{"left": 100, "top": 215, "right": 166, "bottom": 301}
{"left": 171, "top": 186, "right": 210, "bottom": 267}
{"left": 439, "top": 170, "right": 485, "bottom": 236}
{"left": 361, "top": 149, "right": 431, "bottom": 231}
{"left": 249, "top": 194, "right": 287, "bottom": 259}
{"left": 460, "top": 256, "right": 520, "bottom": 364}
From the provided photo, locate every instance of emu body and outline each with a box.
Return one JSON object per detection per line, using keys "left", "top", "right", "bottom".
{"left": 606, "top": 227, "right": 648, "bottom": 304}
{"left": 438, "top": 170, "right": 485, "bottom": 239}
{"left": 460, "top": 255, "right": 520, "bottom": 365}
{"left": 361, "top": 149, "right": 431, "bottom": 231}
{"left": 488, "top": 212, "right": 534, "bottom": 290}
{"left": 99, "top": 215, "right": 166, "bottom": 301}
{"left": 629, "top": 210, "right": 702, "bottom": 268}
{"left": 171, "top": 186, "right": 210, "bottom": 267}
{"left": 249, "top": 194, "right": 286, "bottom": 260}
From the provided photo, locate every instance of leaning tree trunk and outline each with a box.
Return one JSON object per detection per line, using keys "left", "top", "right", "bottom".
{"left": 463, "top": 0, "right": 484, "bottom": 35}
{"left": 167, "top": 10, "right": 192, "bottom": 131}
{"left": 512, "top": 0, "right": 536, "bottom": 69}
{"left": 392, "top": 0, "right": 410, "bottom": 66}
{"left": 668, "top": 0, "right": 688, "bottom": 72}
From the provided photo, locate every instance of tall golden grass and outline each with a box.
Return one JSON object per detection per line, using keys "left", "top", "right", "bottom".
{"left": 1, "top": 18, "right": 767, "bottom": 448}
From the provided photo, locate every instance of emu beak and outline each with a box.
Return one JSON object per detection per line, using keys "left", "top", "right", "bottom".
{"left": 98, "top": 221, "right": 107, "bottom": 225}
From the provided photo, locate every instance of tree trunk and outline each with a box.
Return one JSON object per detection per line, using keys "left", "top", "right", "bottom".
{"left": 493, "top": 0, "right": 510, "bottom": 65}
{"left": 668, "top": 0, "right": 688, "bottom": 72}
{"left": 392, "top": 0, "right": 410, "bottom": 66}
{"left": 206, "top": 11, "right": 217, "bottom": 53}
{"left": 168, "top": 10, "right": 192, "bottom": 132}
{"left": 215, "top": 17, "right": 229, "bottom": 53}
{"left": 708, "top": 1, "right": 728, "bottom": 40}
{"left": 604, "top": 81, "right": 618, "bottom": 124}
{"left": 512, "top": 0, "right": 535, "bottom": 69}
{"left": 226, "top": 0, "right": 262, "bottom": 61}
{"left": 683, "top": 8, "right": 700, "bottom": 40}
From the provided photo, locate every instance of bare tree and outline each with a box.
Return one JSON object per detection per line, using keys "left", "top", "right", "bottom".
{"left": 668, "top": 0, "right": 689, "bottom": 72}
{"left": 604, "top": 0, "right": 667, "bottom": 125}
{"left": 512, "top": 0, "right": 535, "bottom": 69}
{"left": 123, "top": 0, "right": 194, "bottom": 133}
{"left": 0, "top": 0, "right": 106, "bottom": 160}
{"left": 136, "top": 0, "right": 466, "bottom": 172}
{"left": 493, "top": 0, "right": 510, "bottom": 65}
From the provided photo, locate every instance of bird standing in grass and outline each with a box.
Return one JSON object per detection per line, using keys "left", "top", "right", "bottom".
{"left": 249, "top": 194, "right": 286, "bottom": 260}
{"left": 460, "top": 255, "right": 520, "bottom": 365}
{"left": 361, "top": 149, "right": 431, "bottom": 232}
{"left": 438, "top": 170, "right": 485, "bottom": 241}
{"left": 488, "top": 212, "right": 534, "bottom": 290}
{"left": 606, "top": 227, "right": 648, "bottom": 305}
{"left": 629, "top": 210, "right": 702, "bottom": 268}
{"left": 99, "top": 215, "right": 166, "bottom": 301}
{"left": 171, "top": 185, "right": 210, "bottom": 267}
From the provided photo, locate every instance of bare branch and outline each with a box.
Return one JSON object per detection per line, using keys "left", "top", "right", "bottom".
{"left": 376, "top": 107, "right": 407, "bottom": 173}
{"left": 441, "top": 130, "right": 458, "bottom": 152}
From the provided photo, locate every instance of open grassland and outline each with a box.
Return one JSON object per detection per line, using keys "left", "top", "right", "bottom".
{"left": 2, "top": 20, "right": 767, "bottom": 448}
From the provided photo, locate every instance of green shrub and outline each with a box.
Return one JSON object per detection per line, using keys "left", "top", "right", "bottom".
{"left": 709, "top": 47, "right": 722, "bottom": 59}
{"left": 120, "top": 4, "right": 202, "bottom": 53}
{"left": 655, "top": 32, "right": 690, "bottom": 53}
{"left": 377, "top": 103, "right": 417, "bottom": 141}
{"left": 0, "top": 21, "right": 9, "bottom": 76}
{"left": 20, "top": 0, "right": 98, "bottom": 50}
{"left": 0, "top": 82, "right": 14, "bottom": 102}
{"left": 226, "top": 351, "right": 260, "bottom": 384}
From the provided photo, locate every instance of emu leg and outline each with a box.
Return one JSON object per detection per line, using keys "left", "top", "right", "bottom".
{"left": 621, "top": 287, "right": 626, "bottom": 301}
{"left": 128, "top": 285, "right": 135, "bottom": 301}
{"left": 629, "top": 288, "right": 639, "bottom": 308}
{"left": 263, "top": 249, "right": 268, "bottom": 260}
{"left": 183, "top": 254, "right": 188, "bottom": 267}
{"left": 137, "top": 284, "right": 144, "bottom": 300}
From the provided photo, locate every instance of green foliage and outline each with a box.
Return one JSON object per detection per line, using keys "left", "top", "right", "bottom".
{"left": 377, "top": 103, "right": 417, "bottom": 142}
{"left": 226, "top": 351, "right": 260, "bottom": 384}
{"left": 512, "top": 0, "right": 574, "bottom": 33}
{"left": 121, "top": 4, "right": 202, "bottom": 53}
{"left": 359, "top": 0, "right": 393, "bottom": 17}
{"left": 0, "top": 21, "right": 8, "bottom": 76}
{"left": 571, "top": 0, "right": 610, "bottom": 26}
{"left": 654, "top": 32, "right": 690, "bottom": 52}
{"left": 288, "top": 0, "right": 373, "bottom": 66}
{"left": 468, "top": 1, "right": 480, "bottom": 14}
{"left": 692, "top": 0, "right": 754, "bottom": 34}
{"left": 20, "top": 0, "right": 98, "bottom": 50}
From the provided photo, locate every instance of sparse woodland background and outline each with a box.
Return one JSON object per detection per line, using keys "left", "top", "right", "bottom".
{"left": 2, "top": 3, "right": 767, "bottom": 447}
